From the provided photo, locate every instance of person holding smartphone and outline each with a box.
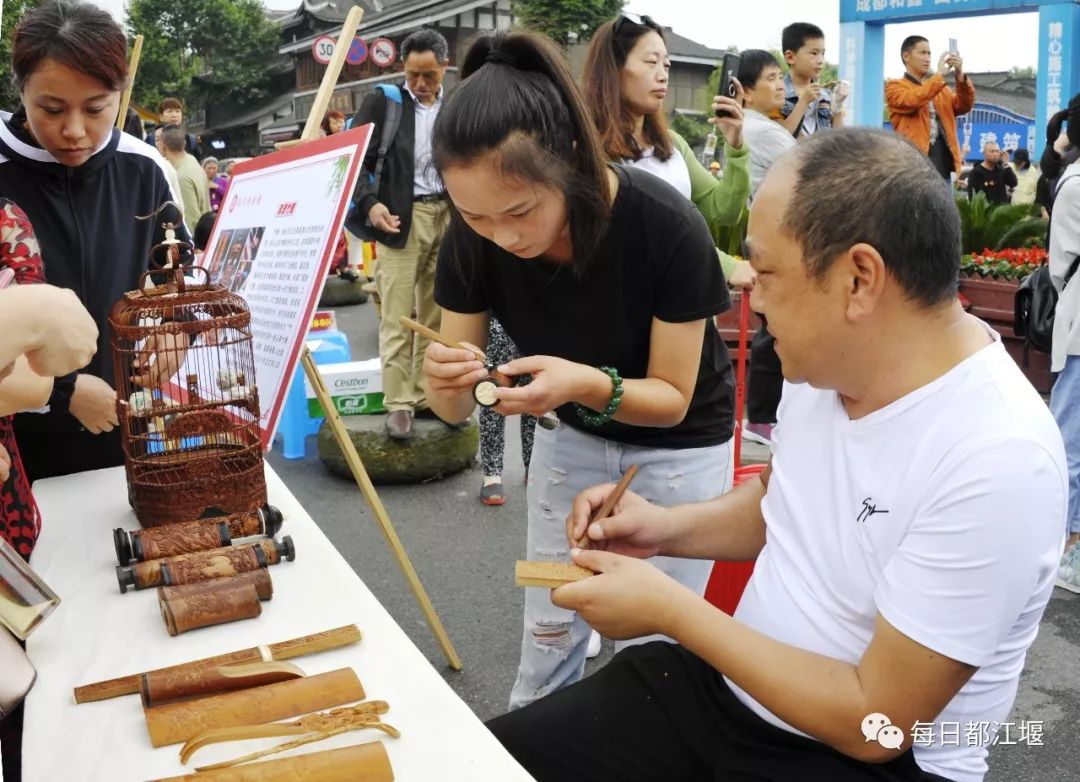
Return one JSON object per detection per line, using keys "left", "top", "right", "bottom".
{"left": 581, "top": 14, "right": 752, "bottom": 288}
{"left": 717, "top": 50, "right": 795, "bottom": 446}
{"left": 967, "top": 140, "right": 1017, "bottom": 204}
{"left": 886, "top": 36, "right": 974, "bottom": 180}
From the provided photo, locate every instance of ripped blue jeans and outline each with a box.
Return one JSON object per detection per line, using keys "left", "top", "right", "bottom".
{"left": 508, "top": 422, "right": 734, "bottom": 711}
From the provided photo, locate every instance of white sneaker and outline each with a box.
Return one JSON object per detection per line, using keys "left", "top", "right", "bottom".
{"left": 586, "top": 630, "right": 602, "bottom": 658}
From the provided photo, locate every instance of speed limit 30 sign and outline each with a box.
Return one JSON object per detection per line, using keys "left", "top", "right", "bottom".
{"left": 312, "top": 35, "right": 336, "bottom": 65}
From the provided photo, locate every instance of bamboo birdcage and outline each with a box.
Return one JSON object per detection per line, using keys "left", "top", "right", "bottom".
{"left": 109, "top": 206, "right": 267, "bottom": 528}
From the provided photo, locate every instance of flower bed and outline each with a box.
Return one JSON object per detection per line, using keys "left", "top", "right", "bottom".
{"left": 958, "top": 248, "right": 1051, "bottom": 393}
{"left": 961, "top": 247, "right": 1047, "bottom": 283}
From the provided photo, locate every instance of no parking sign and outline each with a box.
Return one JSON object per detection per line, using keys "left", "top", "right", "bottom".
{"left": 346, "top": 37, "right": 368, "bottom": 65}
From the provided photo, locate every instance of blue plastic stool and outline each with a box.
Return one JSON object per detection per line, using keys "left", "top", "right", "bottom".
{"left": 275, "top": 329, "right": 352, "bottom": 459}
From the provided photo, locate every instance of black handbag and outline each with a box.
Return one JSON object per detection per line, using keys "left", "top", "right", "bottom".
{"left": 1014, "top": 173, "right": 1079, "bottom": 353}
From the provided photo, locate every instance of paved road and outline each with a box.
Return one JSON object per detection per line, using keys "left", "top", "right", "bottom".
{"left": 269, "top": 298, "right": 1078, "bottom": 780}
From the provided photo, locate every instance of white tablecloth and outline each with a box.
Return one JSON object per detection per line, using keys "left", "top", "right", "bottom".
{"left": 23, "top": 465, "right": 533, "bottom": 781}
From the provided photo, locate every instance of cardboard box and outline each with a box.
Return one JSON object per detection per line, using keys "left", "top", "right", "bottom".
{"left": 304, "top": 358, "right": 385, "bottom": 416}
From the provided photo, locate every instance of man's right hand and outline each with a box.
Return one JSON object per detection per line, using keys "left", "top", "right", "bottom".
{"left": 936, "top": 52, "right": 953, "bottom": 76}
{"left": 11, "top": 286, "right": 98, "bottom": 377}
{"left": 69, "top": 374, "right": 118, "bottom": 434}
{"left": 367, "top": 203, "right": 402, "bottom": 235}
{"left": 566, "top": 486, "right": 672, "bottom": 560}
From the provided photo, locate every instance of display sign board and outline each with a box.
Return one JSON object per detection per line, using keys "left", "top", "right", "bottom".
{"left": 197, "top": 125, "right": 373, "bottom": 449}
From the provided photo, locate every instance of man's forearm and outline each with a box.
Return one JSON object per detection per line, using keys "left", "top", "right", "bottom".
{"left": 661, "top": 466, "right": 768, "bottom": 561}
{"left": 664, "top": 594, "right": 886, "bottom": 762}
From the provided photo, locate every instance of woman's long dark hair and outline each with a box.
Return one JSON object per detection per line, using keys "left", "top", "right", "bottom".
{"left": 1047, "top": 92, "right": 1080, "bottom": 149}
{"left": 432, "top": 31, "right": 612, "bottom": 276}
{"left": 583, "top": 17, "right": 673, "bottom": 163}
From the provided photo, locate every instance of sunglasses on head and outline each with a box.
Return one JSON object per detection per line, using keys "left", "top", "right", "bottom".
{"left": 613, "top": 12, "right": 661, "bottom": 36}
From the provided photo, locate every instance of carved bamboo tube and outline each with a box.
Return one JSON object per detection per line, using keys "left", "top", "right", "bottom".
{"left": 115, "top": 537, "right": 294, "bottom": 593}
{"left": 158, "top": 572, "right": 272, "bottom": 637}
{"left": 144, "top": 668, "right": 365, "bottom": 747}
{"left": 114, "top": 506, "right": 284, "bottom": 565}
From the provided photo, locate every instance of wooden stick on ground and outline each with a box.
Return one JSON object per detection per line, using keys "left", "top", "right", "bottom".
{"left": 302, "top": 349, "right": 463, "bottom": 670}
{"left": 116, "top": 35, "right": 144, "bottom": 130}
{"left": 73, "top": 624, "right": 361, "bottom": 704}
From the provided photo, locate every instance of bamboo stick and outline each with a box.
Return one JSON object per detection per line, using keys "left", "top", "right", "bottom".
{"left": 575, "top": 464, "right": 639, "bottom": 549}
{"left": 299, "top": 7, "right": 365, "bottom": 143}
{"left": 116, "top": 35, "right": 144, "bottom": 130}
{"left": 73, "top": 625, "right": 361, "bottom": 704}
{"left": 302, "top": 349, "right": 462, "bottom": 670}
{"left": 399, "top": 316, "right": 487, "bottom": 362}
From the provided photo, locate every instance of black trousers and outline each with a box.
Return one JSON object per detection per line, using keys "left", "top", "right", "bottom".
{"left": 928, "top": 136, "right": 955, "bottom": 181}
{"left": 746, "top": 323, "right": 782, "bottom": 425}
{"left": 13, "top": 426, "right": 124, "bottom": 484}
{"left": 488, "top": 642, "right": 953, "bottom": 782}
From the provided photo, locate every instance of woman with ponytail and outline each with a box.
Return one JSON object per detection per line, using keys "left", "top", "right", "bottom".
{"left": 423, "top": 31, "right": 736, "bottom": 709}
{"left": 1038, "top": 94, "right": 1080, "bottom": 217}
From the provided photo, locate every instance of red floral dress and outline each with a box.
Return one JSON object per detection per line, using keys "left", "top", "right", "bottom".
{"left": 0, "top": 198, "right": 45, "bottom": 557}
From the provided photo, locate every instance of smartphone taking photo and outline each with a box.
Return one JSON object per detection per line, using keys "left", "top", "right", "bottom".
{"left": 716, "top": 53, "right": 741, "bottom": 119}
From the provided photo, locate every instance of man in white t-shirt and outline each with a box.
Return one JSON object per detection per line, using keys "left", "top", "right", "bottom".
{"left": 487, "top": 129, "right": 1066, "bottom": 782}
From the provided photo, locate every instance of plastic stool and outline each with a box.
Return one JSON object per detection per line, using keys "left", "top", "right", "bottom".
{"left": 275, "top": 328, "right": 352, "bottom": 459}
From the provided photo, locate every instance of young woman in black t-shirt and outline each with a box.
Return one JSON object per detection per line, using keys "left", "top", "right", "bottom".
{"left": 424, "top": 31, "right": 736, "bottom": 710}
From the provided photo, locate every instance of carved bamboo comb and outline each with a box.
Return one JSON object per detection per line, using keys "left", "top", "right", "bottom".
{"left": 179, "top": 700, "right": 392, "bottom": 764}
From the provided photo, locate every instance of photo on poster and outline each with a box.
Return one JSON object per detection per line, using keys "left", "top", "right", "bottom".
{"left": 205, "top": 228, "right": 234, "bottom": 280}
{"left": 192, "top": 126, "right": 373, "bottom": 448}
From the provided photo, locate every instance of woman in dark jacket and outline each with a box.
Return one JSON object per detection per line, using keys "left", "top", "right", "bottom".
{"left": 0, "top": 0, "right": 192, "bottom": 483}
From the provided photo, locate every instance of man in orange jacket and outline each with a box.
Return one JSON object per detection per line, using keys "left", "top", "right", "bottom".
{"left": 886, "top": 36, "right": 975, "bottom": 180}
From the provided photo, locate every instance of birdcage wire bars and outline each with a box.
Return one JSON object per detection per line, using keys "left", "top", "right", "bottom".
{"left": 109, "top": 265, "right": 267, "bottom": 528}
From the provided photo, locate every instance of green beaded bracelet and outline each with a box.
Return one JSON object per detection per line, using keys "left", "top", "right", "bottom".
{"left": 574, "top": 366, "right": 623, "bottom": 427}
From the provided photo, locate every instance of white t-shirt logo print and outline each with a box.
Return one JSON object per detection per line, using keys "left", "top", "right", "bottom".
{"left": 857, "top": 497, "right": 890, "bottom": 524}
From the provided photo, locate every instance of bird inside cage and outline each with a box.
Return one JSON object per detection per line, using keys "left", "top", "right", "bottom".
{"left": 109, "top": 203, "right": 268, "bottom": 528}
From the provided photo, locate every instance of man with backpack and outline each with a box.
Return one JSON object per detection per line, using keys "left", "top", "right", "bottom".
{"left": 346, "top": 29, "right": 450, "bottom": 440}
